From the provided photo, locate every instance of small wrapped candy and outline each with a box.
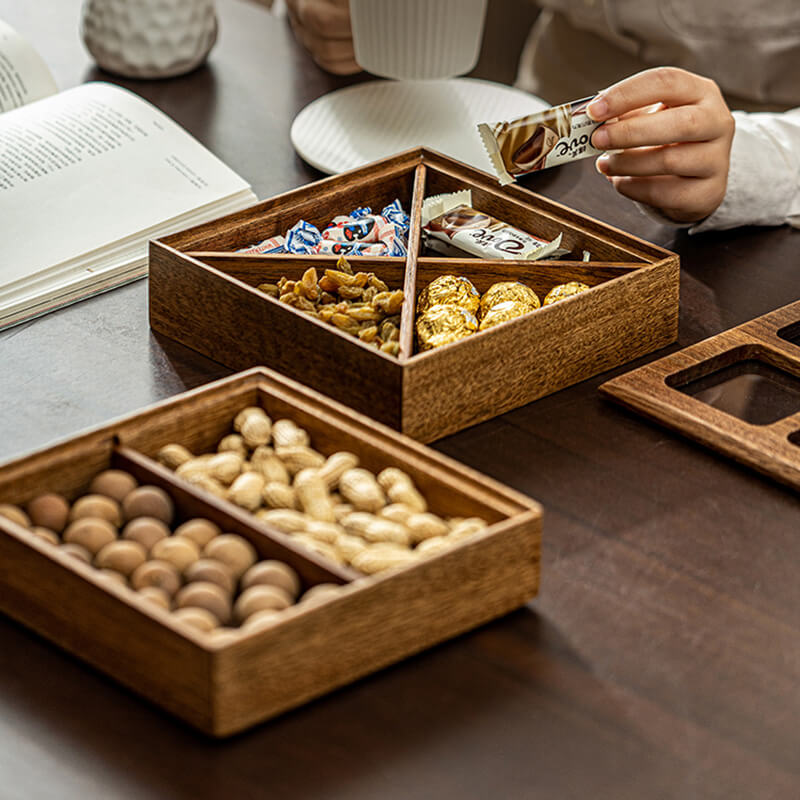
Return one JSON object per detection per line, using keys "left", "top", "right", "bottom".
{"left": 480, "top": 281, "right": 540, "bottom": 317}
{"left": 416, "top": 304, "right": 478, "bottom": 351}
{"left": 236, "top": 235, "right": 286, "bottom": 254}
{"left": 478, "top": 300, "right": 531, "bottom": 331}
{"left": 543, "top": 281, "right": 590, "bottom": 305}
{"left": 417, "top": 275, "right": 480, "bottom": 316}
{"left": 283, "top": 199, "right": 409, "bottom": 257}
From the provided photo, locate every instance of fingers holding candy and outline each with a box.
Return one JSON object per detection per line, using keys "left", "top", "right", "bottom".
{"left": 587, "top": 67, "right": 735, "bottom": 223}
{"left": 287, "top": 0, "right": 360, "bottom": 75}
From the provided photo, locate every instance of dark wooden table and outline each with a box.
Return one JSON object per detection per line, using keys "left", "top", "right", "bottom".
{"left": 3, "top": 2, "right": 800, "bottom": 798}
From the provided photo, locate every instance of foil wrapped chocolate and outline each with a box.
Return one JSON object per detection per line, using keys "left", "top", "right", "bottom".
{"left": 477, "top": 96, "right": 603, "bottom": 185}
{"left": 421, "top": 190, "right": 567, "bottom": 261}
{"left": 480, "top": 281, "right": 540, "bottom": 317}
{"left": 416, "top": 303, "right": 479, "bottom": 351}
{"left": 543, "top": 281, "right": 590, "bottom": 305}
{"left": 417, "top": 275, "right": 481, "bottom": 316}
{"left": 478, "top": 300, "right": 531, "bottom": 331}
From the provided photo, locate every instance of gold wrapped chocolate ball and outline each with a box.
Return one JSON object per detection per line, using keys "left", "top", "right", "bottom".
{"left": 478, "top": 300, "right": 531, "bottom": 331}
{"left": 543, "top": 281, "right": 590, "bottom": 305}
{"left": 416, "top": 304, "right": 478, "bottom": 351}
{"left": 480, "top": 282, "right": 540, "bottom": 317}
{"left": 417, "top": 275, "right": 480, "bottom": 316}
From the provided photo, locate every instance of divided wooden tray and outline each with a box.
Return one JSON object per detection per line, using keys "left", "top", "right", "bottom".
{"left": 0, "top": 367, "right": 541, "bottom": 737}
{"left": 601, "top": 298, "right": 800, "bottom": 491}
{"left": 149, "top": 147, "right": 680, "bottom": 442}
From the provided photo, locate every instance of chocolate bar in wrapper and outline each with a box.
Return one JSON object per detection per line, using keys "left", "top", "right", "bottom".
{"left": 422, "top": 190, "right": 567, "bottom": 261}
{"left": 478, "top": 96, "right": 603, "bottom": 185}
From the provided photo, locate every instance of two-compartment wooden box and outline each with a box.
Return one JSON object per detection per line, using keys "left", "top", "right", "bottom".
{"left": 149, "top": 148, "right": 680, "bottom": 442}
{"left": 0, "top": 367, "right": 540, "bottom": 737}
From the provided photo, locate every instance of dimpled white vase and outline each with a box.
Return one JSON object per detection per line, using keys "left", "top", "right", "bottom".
{"left": 81, "top": 0, "right": 218, "bottom": 79}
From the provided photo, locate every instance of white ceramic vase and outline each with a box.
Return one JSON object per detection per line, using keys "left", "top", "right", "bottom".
{"left": 81, "top": 0, "right": 218, "bottom": 79}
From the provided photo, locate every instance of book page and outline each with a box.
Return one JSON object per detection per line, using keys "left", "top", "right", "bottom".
{"left": 0, "top": 19, "right": 57, "bottom": 112}
{"left": 0, "top": 82, "right": 252, "bottom": 290}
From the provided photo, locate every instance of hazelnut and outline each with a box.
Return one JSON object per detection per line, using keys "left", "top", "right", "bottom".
{"left": 151, "top": 536, "right": 199, "bottom": 573}
{"left": 89, "top": 470, "right": 138, "bottom": 503}
{"left": 173, "top": 518, "right": 220, "bottom": 548}
{"left": 30, "top": 527, "right": 60, "bottom": 546}
{"left": 184, "top": 559, "right": 235, "bottom": 594}
{"left": 131, "top": 559, "right": 182, "bottom": 596}
{"left": 204, "top": 534, "right": 257, "bottom": 580}
{"left": 240, "top": 560, "right": 300, "bottom": 599}
{"left": 207, "top": 627, "right": 240, "bottom": 645}
{"left": 0, "top": 503, "right": 31, "bottom": 528}
{"left": 59, "top": 542, "right": 92, "bottom": 563}
{"left": 299, "top": 583, "right": 343, "bottom": 605}
{"left": 26, "top": 493, "right": 70, "bottom": 532}
{"left": 96, "top": 568, "right": 128, "bottom": 586}
{"left": 94, "top": 540, "right": 147, "bottom": 577}
{"left": 173, "top": 606, "right": 219, "bottom": 632}
{"left": 137, "top": 586, "right": 172, "bottom": 610}
{"left": 122, "top": 486, "right": 174, "bottom": 525}
{"left": 175, "top": 582, "right": 232, "bottom": 625}
{"left": 63, "top": 517, "right": 117, "bottom": 555}
{"left": 234, "top": 584, "right": 293, "bottom": 623}
{"left": 68, "top": 494, "right": 122, "bottom": 527}
{"left": 122, "top": 516, "right": 170, "bottom": 551}
{"left": 241, "top": 609, "right": 282, "bottom": 631}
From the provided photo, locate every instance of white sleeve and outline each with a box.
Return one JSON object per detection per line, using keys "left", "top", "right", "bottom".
{"left": 690, "top": 107, "right": 800, "bottom": 233}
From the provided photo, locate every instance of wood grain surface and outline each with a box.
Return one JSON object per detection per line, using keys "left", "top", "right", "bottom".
{"left": 601, "top": 298, "right": 800, "bottom": 490}
{"left": 151, "top": 147, "right": 678, "bottom": 441}
{"left": 0, "top": 368, "right": 539, "bottom": 736}
{"left": 3, "top": 0, "right": 800, "bottom": 796}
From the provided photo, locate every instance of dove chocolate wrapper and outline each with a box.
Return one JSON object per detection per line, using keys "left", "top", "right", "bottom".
{"left": 478, "top": 96, "right": 603, "bottom": 185}
{"left": 421, "top": 189, "right": 567, "bottom": 261}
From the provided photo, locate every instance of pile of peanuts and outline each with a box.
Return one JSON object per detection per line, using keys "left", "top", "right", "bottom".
{"left": 157, "top": 406, "right": 488, "bottom": 574}
{"left": 257, "top": 257, "right": 404, "bottom": 356}
{"left": 0, "top": 473, "right": 345, "bottom": 641}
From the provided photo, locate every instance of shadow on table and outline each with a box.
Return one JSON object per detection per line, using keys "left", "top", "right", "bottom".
{"left": 0, "top": 606, "right": 575, "bottom": 799}
{"left": 148, "top": 330, "right": 233, "bottom": 396}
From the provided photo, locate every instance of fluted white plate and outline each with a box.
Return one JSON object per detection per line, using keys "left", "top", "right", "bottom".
{"left": 290, "top": 78, "right": 548, "bottom": 175}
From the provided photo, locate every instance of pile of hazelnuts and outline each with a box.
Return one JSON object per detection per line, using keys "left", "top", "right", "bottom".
{"left": 0, "top": 468, "right": 343, "bottom": 640}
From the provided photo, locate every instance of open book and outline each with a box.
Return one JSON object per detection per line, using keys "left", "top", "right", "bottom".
{"left": 0, "top": 19, "right": 257, "bottom": 331}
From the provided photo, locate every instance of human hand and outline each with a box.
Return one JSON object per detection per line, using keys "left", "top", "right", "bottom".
{"left": 286, "top": 0, "right": 359, "bottom": 75}
{"left": 587, "top": 67, "right": 735, "bottom": 223}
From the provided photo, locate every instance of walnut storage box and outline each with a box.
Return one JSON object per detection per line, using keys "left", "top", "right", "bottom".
{"left": 0, "top": 367, "right": 540, "bottom": 737}
{"left": 149, "top": 148, "right": 679, "bottom": 442}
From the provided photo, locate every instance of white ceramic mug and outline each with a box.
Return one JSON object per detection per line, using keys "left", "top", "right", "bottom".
{"left": 349, "top": 0, "right": 488, "bottom": 80}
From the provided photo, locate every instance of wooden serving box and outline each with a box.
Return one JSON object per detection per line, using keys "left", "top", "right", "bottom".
{"left": 149, "top": 147, "right": 679, "bottom": 442}
{"left": 0, "top": 367, "right": 540, "bottom": 737}
{"left": 601, "top": 298, "right": 800, "bottom": 491}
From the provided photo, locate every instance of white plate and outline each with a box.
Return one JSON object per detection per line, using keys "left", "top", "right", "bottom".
{"left": 290, "top": 78, "right": 548, "bottom": 175}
